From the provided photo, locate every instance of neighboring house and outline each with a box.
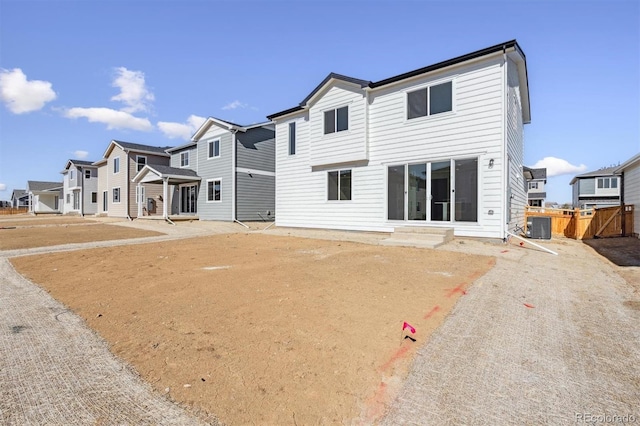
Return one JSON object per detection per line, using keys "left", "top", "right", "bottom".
{"left": 267, "top": 40, "right": 530, "bottom": 239}
{"left": 570, "top": 166, "right": 620, "bottom": 209}
{"left": 97, "top": 140, "right": 172, "bottom": 218}
{"left": 615, "top": 152, "right": 640, "bottom": 238}
{"left": 26, "top": 180, "right": 62, "bottom": 214}
{"left": 523, "top": 166, "right": 547, "bottom": 207}
{"left": 10, "top": 189, "right": 29, "bottom": 208}
{"left": 61, "top": 159, "right": 99, "bottom": 215}
{"left": 133, "top": 117, "right": 275, "bottom": 221}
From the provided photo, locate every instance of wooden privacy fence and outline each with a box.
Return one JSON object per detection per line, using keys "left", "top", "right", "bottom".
{"left": 0, "top": 207, "right": 29, "bottom": 215}
{"left": 525, "top": 205, "right": 634, "bottom": 240}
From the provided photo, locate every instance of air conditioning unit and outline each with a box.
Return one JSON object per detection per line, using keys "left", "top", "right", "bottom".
{"left": 527, "top": 216, "right": 551, "bottom": 239}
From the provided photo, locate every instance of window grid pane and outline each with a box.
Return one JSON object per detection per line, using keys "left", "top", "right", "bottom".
{"left": 429, "top": 81, "right": 453, "bottom": 115}
{"left": 328, "top": 171, "right": 338, "bottom": 200}
{"left": 289, "top": 122, "right": 296, "bottom": 155}
{"left": 339, "top": 170, "right": 351, "bottom": 200}
{"left": 324, "top": 110, "right": 335, "bottom": 134}
{"left": 336, "top": 107, "right": 348, "bottom": 132}
{"left": 214, "top": 181, "right": 221, "bottom": 201}
{"left": 407, "top": 88, "right": 428, "bottom": 119}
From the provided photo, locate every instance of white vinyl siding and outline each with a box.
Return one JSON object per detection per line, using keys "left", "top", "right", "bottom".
{"left": 620, "top": 161, "right": 640, "bottom": 237}
{"left": 308, "top": 82, "right": 367, "bottom": 167}
{"left": 275, "top": 55, "right": 517, "bottom": 237}
{"left": 506, "top": 58, "right": 526, "bottom": 235}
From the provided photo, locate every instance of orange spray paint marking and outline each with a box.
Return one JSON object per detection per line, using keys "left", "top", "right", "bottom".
{"left": 364, "top": 382, "right": 388, "bottom": 422}
{"left": 445, "top": 283, "right": 467, "bottom": 298}
{"left": 524, "top": 303, "right": 535, "bottom": 308}
{"left": 378, "top": 345, "right": 410, "bottom": 373}
{"left": 423, "top": 305, "right": 441, "bottom": 320}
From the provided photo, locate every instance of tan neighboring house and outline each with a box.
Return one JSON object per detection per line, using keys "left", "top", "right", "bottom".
{"left": 96, "top": 140, "right": 172, "bottom": 218}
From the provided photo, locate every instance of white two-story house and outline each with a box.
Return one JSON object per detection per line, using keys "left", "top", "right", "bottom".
{"left": 267, "top": 40, "right": 531, "bottom": 239}
{"left": 570, "top": 166, "right": 620, "bottom": 210}
{"left": 523, "top": 166, "right": 547, "bottom": 207}
{"left": 61, "top": 159, "right": 99, "bottom": 215}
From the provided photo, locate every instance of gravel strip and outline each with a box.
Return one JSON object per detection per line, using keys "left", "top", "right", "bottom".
{"left": 382, "top": 239, "right": 640, "bottom": 425}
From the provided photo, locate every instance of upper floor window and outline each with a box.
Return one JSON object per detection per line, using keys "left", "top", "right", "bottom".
{"left": 528, "top": 182, "right": 538, "bottom": 190}
{"left": 597, "top": 177, "right": 617, "bottom": 189}
{"left": 136, "top": 155, "right": 147, "bottom": 172}
{"left": 208, "top": 140, "right": 220, "bottom": 158}
{"left": 407, "top": 81, "right": 453, "bottom": 119}
{"left": 70, "top": 170, "right": 75, "bottom": 180}
{"left": 289, "top": 122, "right": 296, "bottom": 155}
{"left": 181, "top": 151, "right": 189, "bottom": 167}
{"left": 85, "top": 169, "right": 91, "bottom": 179}
{"left": 113, "top": 157, "right": 120, "bottom": 174}
{"left": 328, "top": 169, "right": 352, "bottom": 201}
{"left": 324, "top": 106, "right": 348, "bottom": 134}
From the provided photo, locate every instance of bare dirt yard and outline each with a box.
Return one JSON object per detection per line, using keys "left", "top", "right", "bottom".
{"left": 0, "top": 218, "right": 164, "bottom": 250}
{"left": 12, "top": 233, "right": 494, "bottom": 425}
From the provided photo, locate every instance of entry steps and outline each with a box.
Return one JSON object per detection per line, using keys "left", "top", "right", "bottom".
{"left": 380, "top": 226, "right": 454, "bottom": 249}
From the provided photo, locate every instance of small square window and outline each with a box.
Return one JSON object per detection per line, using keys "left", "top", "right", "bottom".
{"left": 328, "top": 169, "right": 352, "bottom": 201}
{"left": 207, "top": 180, "right": 221, "bottom": 202}
{"left": 324, "top": 106, "right": 348, "bottom": 134}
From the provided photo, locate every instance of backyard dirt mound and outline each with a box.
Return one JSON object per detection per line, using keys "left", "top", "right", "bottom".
{"left": 12, "top": 233, "right": 494, "bottom": 425}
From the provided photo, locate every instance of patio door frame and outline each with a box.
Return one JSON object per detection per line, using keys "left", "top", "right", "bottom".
{"left": 180, "top": 184, "right": 198, "bottom": 214}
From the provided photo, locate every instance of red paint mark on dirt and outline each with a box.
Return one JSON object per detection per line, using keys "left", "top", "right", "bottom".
{"left": 423, "top": 305, "right": 441, "bottom": 320}
{"left": 501, "top": 250, "right": 509, "bottom": 253}
{"left": 445, "top": 283, "right": 467, "bottom": 298}
{"left": 378, "top": 345, "right": 410, "bottom": 373}
{"left": 364, "top": 382, "right": 388, "bottom": 422}
{"left": 524, "top": 303, "right": 535, "bottom": 308}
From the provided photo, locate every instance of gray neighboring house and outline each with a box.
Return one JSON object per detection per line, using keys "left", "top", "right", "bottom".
{"left": 570, "top": 166, "right": 621, "bottom": 209}
{"left": 26, "top": 180, "right": 63, "bottom": 214}
{"left": 615, "top": 152, "right": 640, "bottom": 238}
{"left": 11, "top": 189, "right": 29, "bottom": 208}
{"left": 61, "top": 159, "right": 99, "bottom": 215}
{"left": 523, "top": 166, "right": 547, "bottom": 207}
{"left": 133, "top": 117, "right": 275, "bottom": 221}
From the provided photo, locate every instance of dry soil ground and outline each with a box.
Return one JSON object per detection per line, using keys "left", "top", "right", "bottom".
{"left": 0, "top": 216, "right": 164, "bottom": 250}
{"left": 10, "top": 232, "right": 494, "bottom": 425}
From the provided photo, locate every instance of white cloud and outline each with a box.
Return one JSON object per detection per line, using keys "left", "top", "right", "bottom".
{"left": 110, "top": 67, "right": 154, "bottom": 113}
{"left": 157, "top": 114, "right": 207, "bottom": 140}
{"left": 222, "top": 100, "right": 247, "bottom": 110}
{"left": 65, "top": 107, "right": 153, "bottom": 131}
{"left": 73, "top": 150, "right": 89, "bottom": 159}
{"left": 530, "top": 157, "right": 588, "bottom": 177}
{"left": 0, "top": 68, "right": 57, "bottom": 114}
{"left": 0, "top": 183, "right": 6, "bottom": 191}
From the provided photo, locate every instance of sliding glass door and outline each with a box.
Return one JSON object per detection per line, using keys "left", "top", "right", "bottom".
{"left": 180, "top": 185, "right": 198, "bottom": 214}
{"left": 387, "top": 158, "right": 477, "bottom": 223}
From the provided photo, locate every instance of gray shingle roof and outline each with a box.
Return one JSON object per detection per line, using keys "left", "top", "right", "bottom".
{"left": 11, "top": 189, "right": 26, "bottom": 198}
{"left": 573, "top": 166, "right": 618, "bottom": 179}
{"left": 148, "top": 165, "right": 200, "bottom": 178}
{"left": 28, "top": 181, "right": 63, "bottom": 191}
{"left": 114, "top": 140, "right": 174, "bottom": 154}
{"left": 68, "top": 159, "right": 95, "bottom": 166}
{"left": 523, "top": 166, "right": 546, "bottom": 180}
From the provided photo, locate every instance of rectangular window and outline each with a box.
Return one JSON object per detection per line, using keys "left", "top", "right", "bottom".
{"left": 611, "top": 178, "right": 617, "bottom": 188}
{"left": 328, "top": 169, "right": 352, "bottom": 201}
{"left": 208, "top": 140, "right": 220, "bottom": 158}
{"left": 529, "top": 182, "right": 538, "bottom": 190}
{"left": 85, "top": 169, "right": 91, "bottom": 179}
{"left": 324, "top": 106, "right": 348, "bottom": 134}
{"left": 136, "top": 155, "right": 147, "bottom": 172}
{"left": 113, "top": 188, "right": 120, "bottom": 203}
{"left": 103, "top": 191, "right": 108, "bottom": 211}
{"left": 288, "top": 122, "right": 296, "bottom": 155}
{"left": 181, "top": 152, "right": 189, "bottom": 167}
{"left": 91, "top": 192, "right": 97, "bottom": 203}
{"left": 113, "top": 157, "right": 120, "bottom": 174}
{"left": 70, "top": 170, "right": 75, "bottom": 180}
{"left": 407, "top": 81, "right": 453, "bottom": 119}
{"left": 207, "top": 180, "right": 221, "bottom": 202}
{"left": 66, "top": 194, "right": 70, "bottom": 203}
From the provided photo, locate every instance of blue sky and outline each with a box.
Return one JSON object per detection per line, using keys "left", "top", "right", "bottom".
{"left": 1, "top": 0, "right": 638, "bottom": 204}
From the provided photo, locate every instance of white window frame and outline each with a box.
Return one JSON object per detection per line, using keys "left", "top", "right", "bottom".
{"left": 113, "top": 157, "right": 120, "bottom": 174}
{"left": 405, "top": 78, "right": 455, "bottom": 121}
{"left": 206, "top": 178, "right": 222, "bottom": 203}
{"left": 85, "top": 169, "right": 91, "bottom": 179}
{"left": 288, "top": 122, "right": 296, "bottom": 155}
{"left": 327, "top": 169, "right": 352, "bottom": 201}
{"left": 208, "top": 140, "right": 220, "bottom": 159}
{"left": 113, "top": 187, "right": 121, "bottom": 203}
{"left": 529, "top": 182, "right": 538, "bottom": 190}
{"left": 136, "top": 155, "right": 147, "bottom": 172}
{"left": 70, "top": 170, "right": 74, "bottom": 180}
{"left": 180, "top": 151, "right": 190, "bottom": 167}
{"left": 135, "top": 186, "right": 146, "bottom": 204}
{"left": 91, "top": 192, "right": 97, "bottom": 203}
{"left": 323, "top": 105, "right": 349, "bottom": 135}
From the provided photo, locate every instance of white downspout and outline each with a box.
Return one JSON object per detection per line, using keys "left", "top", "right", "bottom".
{"left": 163, "top": 177, "right": 169, "bottom": 219}
{"left": 501, "top": 45, "right": 509, "bottom": 241}
{"left": 137, "top": 183, "right": 143, "bottom": 217}
{"left": 231, "top": 130, "right": 237, "bottom": 221}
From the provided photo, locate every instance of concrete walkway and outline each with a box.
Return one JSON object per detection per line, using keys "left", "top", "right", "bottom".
{"left": 382, "top": 238, "right": 640, "bottom": 425}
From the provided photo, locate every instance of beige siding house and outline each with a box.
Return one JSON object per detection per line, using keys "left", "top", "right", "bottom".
{"left": 98, "top": 141, "right": 172, "bottom": 218}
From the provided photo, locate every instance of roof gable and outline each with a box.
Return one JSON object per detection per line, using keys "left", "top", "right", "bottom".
{"left": 190, "top": 117, "right": 273, "bottom": 142}
{"left": 102, "top": 140, "right": 172, "bottom": 159}
{"left": 27, "top": 180, "right": 63, "bottom": 191}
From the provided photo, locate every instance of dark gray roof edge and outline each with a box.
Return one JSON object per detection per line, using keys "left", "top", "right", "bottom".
{"left": 370, "top": 40, "right": 521, "bottom": 88}
{"left": 523, "top": 166, "right": 546, "bottom": 179}
{"left": 573, "top": 166, "right": 619, "bottom": 179}
{"left": 113, "top": 140, "right": 173, "bottom": 155}
{"left": 299, "top": 72, "right": 371, "bottom": 106}
{"left": 267, "top": 40, "right": 524, "bottom": 121}
{"left": 165, "top": 141, "right": 198, "bottom": 153}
